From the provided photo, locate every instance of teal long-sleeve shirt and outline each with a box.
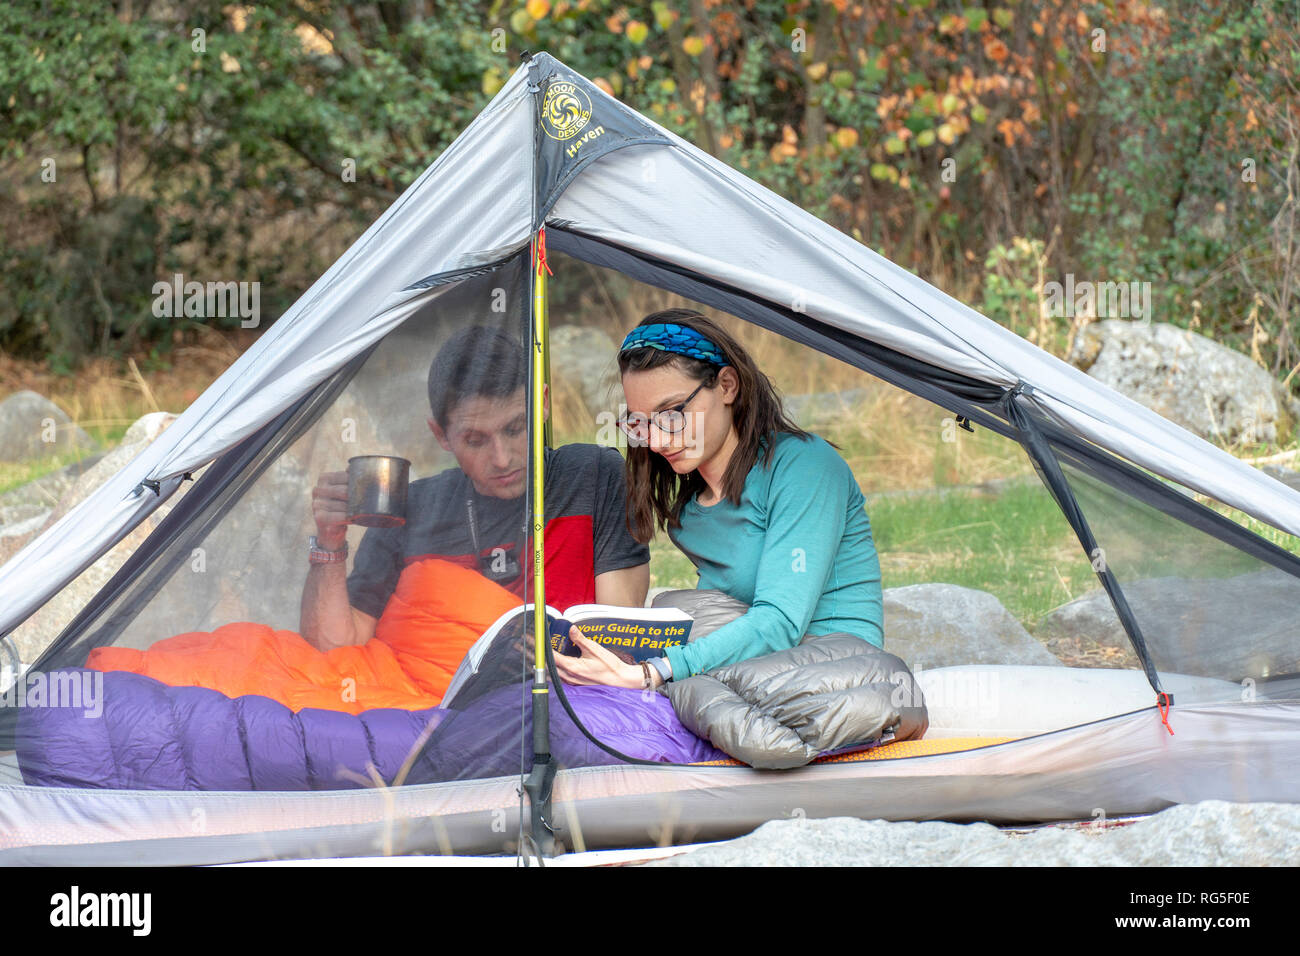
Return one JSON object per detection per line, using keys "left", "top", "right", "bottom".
{"left": 663, "top": 431, "right": 883, "bottom": 680}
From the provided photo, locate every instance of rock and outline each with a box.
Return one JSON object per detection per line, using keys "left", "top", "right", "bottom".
{"left": 1034, "top": 589, "right": 1141, "bottom": 670}
{"left": 549, "top": 325, "right": 622, "bottom": 412}
{"left": 0, "top": 510, "right": 51, "bottom": 542}
{"left": 40, "top": 414, "right": 176, "bottom": 530}
{"left": 112, "top": 330, "right": 471, "bottom": 645}
{"left": 647, "top": 800, "right": 1300, "bottom": 866}
{"left": 121, "top": 411, "right": 177, "bottom": 446}
{"left": 1261, "top": 463, "right": 1300, "bottom": 493}
{"left": 1035, "top": 570, "right": 1300, "bottom": 680}
{"left": 6, "top": 414, "right": 180, "bottom": 665}
{"left": 0, "top": 453, "right": 106, "bottom": 566}
{"left": 0, "top": 390, "right": 97, "bottom": 462}
{"left": 882, "top": 582, "right": 1059, "bottom": 668}
{"left": 1068, "top": 320, "right": 1292, "bottom": 445}
{"left": 0, "top": 454, "right": 102, "bottom": 531}
{"left": 118, "top": 392, "right": 403, "bottom": 646}
{"left": 12, "top": 315, "right": 493, "bottom": 664}
{"left": 8, "top": 307, "right": 503, "bottom": 667}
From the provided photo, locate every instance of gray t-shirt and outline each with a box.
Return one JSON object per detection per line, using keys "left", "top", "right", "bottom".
{"left": 347, "top": 443, "right": 648, "bottom": 618}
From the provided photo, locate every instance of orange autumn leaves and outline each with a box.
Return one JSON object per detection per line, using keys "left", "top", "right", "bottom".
{"left": 549, "top": 0, "right": 1105, "bottom": 165}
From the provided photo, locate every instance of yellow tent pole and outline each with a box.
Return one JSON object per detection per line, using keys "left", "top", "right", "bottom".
{"left": 542, "top": 282, "right": 553, "bottom": 451}
{"left": 521, "top": 223, "right": 557, "bottom": 859}
{"left": 531, "top": 228, "right": 550, "bottom": 675}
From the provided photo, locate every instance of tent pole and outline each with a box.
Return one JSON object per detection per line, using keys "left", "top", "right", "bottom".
{"left": 521, "top": 225, "right": 557, "bottom": 858}
{"left": 1004, "top": 383, "right": 1173, "bottom": 725}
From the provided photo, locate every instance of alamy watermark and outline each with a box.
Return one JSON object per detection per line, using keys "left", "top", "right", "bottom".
{"left": 1, "top": 665, "right": 103, "bottom": 719}
{"left": 50, "top": 886, "right": 150, "bottom": 936}
{"left": 891, "top": 664, "right": 1001, "bottom": 719}
{"left": 1042, "top": 274, "right": 1152, "bottom": 323}
{"left": 152, "top": 272, "right": 260, "bottom": 328}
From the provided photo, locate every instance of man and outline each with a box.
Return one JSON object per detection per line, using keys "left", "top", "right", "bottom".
{"left": 300, "top": 324, "right": 650, "bottom": 652}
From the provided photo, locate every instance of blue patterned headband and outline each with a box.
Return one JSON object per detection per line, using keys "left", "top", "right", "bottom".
{"left": 619, "top": 323, "right": 730, "bottom": 367}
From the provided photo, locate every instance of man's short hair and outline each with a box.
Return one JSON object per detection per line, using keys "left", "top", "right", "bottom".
{"left": 427, "top": 325, "right": 528, "bottom": 428}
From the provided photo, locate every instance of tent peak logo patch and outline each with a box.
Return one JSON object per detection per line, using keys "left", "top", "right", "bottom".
{"left": 541, "top": 80, "right": 592, "bottom": 141}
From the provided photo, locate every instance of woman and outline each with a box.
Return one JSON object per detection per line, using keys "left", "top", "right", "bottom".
{"left": 554, "top": 308, "right": 884, "bottom": 692}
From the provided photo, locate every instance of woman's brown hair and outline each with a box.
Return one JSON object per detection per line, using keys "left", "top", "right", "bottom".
{"left": 618, "top": 308, "right": 820, "bottom": 544}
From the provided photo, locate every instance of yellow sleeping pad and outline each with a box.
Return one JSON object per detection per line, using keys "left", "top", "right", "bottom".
{"left": 690, "top": 736, "right": 1018, "bottom": 767}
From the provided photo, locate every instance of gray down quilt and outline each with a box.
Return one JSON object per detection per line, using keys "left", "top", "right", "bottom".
{"left": 651, "top": 589, "right": 929, "bottom": 769}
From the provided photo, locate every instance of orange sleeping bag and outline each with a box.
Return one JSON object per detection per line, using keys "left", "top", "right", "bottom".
{"left": 86, "top": 558, "right": 522, "bottom": 714}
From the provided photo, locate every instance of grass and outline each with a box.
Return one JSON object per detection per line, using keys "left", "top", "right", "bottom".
{"left": 866, "top": 482, "right": 1091, "bottom": 628}
{"left": 0, "top": 448, "right": 101, "bottom": 497}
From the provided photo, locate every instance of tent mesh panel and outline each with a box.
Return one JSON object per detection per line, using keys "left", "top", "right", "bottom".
{"left": 1059, "top": 459, "right": 1300, "bottom": 686}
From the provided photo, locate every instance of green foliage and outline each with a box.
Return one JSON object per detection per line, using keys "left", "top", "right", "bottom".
{"left": 0, "top": 0, "right": 503, "bottom": 366}
{"left": 980, "top": 239, "right": 1043, "bottom": 332}
{"left": 1066, "top": 1, "right": 1296, "bottom": 368}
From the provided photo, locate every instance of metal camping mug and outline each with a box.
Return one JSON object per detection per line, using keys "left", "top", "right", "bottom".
{"left": 346, "top": 456, "right": 410, "bottom": 528}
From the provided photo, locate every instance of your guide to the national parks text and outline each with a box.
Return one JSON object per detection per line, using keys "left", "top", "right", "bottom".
{"left": 549, "top": 604, "right": 693, "bottom": 663}
{"left": 441, "top": 603, "right": 693, "bottom": 705}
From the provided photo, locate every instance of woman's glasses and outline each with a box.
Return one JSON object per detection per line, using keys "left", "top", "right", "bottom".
{"left": 617, "top": 381, "right": 709, "bottom": 443}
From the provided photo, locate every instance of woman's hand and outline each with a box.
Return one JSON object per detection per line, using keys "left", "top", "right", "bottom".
{"left": 552, "top": 626, "right": 653, "bottom": 689}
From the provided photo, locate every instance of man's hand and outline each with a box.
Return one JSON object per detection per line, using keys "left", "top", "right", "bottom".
{"left": 301, "top": 469, "right": 376, "bottom": 651}
{"left": 552, "top": 628, "right": 654, "bottom": 690}
{"left": 311, "top": 471, "right": 350, "bottom": 550}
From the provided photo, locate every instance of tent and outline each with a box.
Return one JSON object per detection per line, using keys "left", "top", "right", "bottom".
{"left": 1, "top": 51, "right": 1298, "bottom": 864}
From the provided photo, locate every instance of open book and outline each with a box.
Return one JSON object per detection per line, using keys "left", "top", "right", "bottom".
{"left": 441, "top": 602, "right": 693, "bottom": 708}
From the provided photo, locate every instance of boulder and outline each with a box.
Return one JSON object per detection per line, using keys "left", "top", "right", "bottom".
{"left": 1261, "top": 463, "right": 1300, "bottom": 493}
{"left": 0, "top": 453, "right": 103, "bottom": 542}
{"left": 116, "top": 356, "right": 477, "bottom": 644}
{"left": 882, "top": 582, "right": 1059, "bottom": 668}
{"left": 1035, "top": 569, "right": 1300, "bottom": 679}
{"left": 0, "top": 390, "right": 97, "bottom": 462}
{"left": 1068, "top": 320, "right": 1293, "bottom": 445}
{"left": 41, "top": 413, "right": 177, "bottom": 529}
{"left": 549, "top": 325, "right": 622, "bottom": 412}
{"left": 1034, "top": 590, "right": 1140, "bottom": 670}
{"left": 121, "top": 411, "right": 177, "bottom": 446}
{"left": 118, "top": 390, "right": 407, "bottom": 645}
{"left": 0, "top": 415, "right": 168, "bottom": 557}
{"left": 10, "top": 318, "right": 486, "bottom": 664}
{"left": 6, "top": 413, "right": 179, "bottom": 665}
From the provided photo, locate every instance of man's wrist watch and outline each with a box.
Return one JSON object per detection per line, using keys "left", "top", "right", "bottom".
{"left": 308, "top": 535, "right": 348, "bottom": 565}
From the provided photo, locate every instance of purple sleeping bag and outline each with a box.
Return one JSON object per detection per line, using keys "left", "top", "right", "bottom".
{"left": 16, "top": 668, "right": 724, "bottom": 790}
{"left": 406, "top": 681, "right": 727, "bottom": 785}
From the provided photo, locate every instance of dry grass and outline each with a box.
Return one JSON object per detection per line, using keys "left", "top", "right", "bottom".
{"left": 0, "top": 326, "right": 257, "bottom": 448}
